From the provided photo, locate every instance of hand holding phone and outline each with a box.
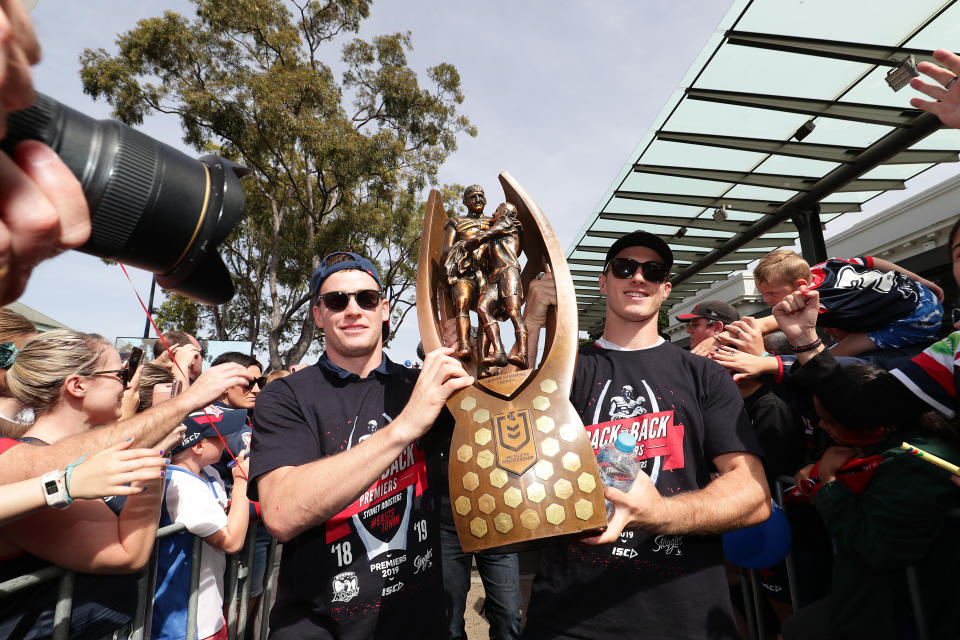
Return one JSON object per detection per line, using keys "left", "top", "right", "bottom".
{"left": 151, "top": 380, "right": 182, "bottom": 406}
{"left": 126, "top": 347, "right": 144, "bottom": 375}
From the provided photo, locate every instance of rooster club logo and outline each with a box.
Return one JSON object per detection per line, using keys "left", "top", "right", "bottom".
{"left": 331, "top": 571, "right": 359, "bottom": 603}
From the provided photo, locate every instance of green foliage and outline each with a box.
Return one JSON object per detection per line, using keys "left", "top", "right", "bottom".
{"left": 80, "top": 0, "right": 475, "bottom": 368}
{"left": 658, "top": 306, "right": 670, "bottom": 333}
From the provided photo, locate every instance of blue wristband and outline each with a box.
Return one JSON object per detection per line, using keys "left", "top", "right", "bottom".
{"left": 63, "top": 455, "right": 87, "bottom": 503}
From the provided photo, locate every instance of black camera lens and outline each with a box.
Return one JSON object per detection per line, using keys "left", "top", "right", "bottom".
{"left": 1, "top": 92, "right": 247, "bottom": 305}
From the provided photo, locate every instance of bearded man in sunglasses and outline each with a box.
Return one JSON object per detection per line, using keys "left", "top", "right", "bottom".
{"left": 519, "top": 231, "right": 770, "bottom": 640}
{"left": 249, "top": 251, "right": 473, "bottom": 640}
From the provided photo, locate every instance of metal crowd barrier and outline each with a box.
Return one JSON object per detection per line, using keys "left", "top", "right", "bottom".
{"left": 735, "top": 476, "right": 800, "bottom": 640}
{"left": 0, "top": 523, "right": 279, "bottom": 640}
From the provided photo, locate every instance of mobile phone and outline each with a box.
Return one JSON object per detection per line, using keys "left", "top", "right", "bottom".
{"left": 127, "top": 347, "right": 144, "bottom": 374}
{"left": 289, "top": 363, "right": 309, "bottom": 373}
{"left": 152, "top": 380, "right": 181, "bottom": 405}
{"left": 952, "top": 308, "right": 960, "bottom": 326}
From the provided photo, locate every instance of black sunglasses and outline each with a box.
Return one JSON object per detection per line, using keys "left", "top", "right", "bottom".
{"left": 246, "top": 376, "right": 267, "bottom": 391}
{"left": 90, "top": 367, "right": 133, "bottom": 386}
{"left": 604, "top": 258, "right": 670, "bottom": 283}
{"left": 318, "top": 289, "right": 382, "bottom": 312}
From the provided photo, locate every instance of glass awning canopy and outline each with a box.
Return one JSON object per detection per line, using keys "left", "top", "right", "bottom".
{"left": 569, "top": 0, "right": 960, "bottom": 333}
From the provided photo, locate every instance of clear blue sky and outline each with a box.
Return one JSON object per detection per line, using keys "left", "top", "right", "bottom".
{"left": 21, "top": 0, "right": 953, "bottom": 365}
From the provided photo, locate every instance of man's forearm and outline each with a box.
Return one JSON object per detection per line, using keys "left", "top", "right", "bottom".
{"left": 642, "top": 455, "right": 770, "bottom": 535}
{"left": 0, "top": 393, "right": 195, "bottom": 485}
{"left": 261, "top": 418, "right": 425, "bottom": 542}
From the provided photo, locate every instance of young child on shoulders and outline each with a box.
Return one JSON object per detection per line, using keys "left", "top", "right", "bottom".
{"left": 753, "top": 249, "right": 943, "bottom": 357}
{"left": 152, "top": 406, "right": 252, "bottom": 640}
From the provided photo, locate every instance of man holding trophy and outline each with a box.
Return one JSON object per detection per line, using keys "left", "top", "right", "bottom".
{"left": 520, "top": 231, "right": 770, "bottom": 640}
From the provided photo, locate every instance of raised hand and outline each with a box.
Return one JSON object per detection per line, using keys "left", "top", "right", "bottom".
{"left": 66, "top": 438, "right": 168, "bottom": 499}
{"left": 180, "top": 363, "right": 252, "bottom": 409}
{"left": 397, "top": 347, "right": 473, "bottom": 439}
{"left": 909, "top": 49, "right": 960, "bottom": 129}
{"left": 772, "top": 286, "right": 820, "bottom": 344}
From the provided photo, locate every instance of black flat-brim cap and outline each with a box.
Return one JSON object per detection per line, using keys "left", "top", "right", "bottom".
{"left": 604, "top": 231, "right": 673, "bottom": 272}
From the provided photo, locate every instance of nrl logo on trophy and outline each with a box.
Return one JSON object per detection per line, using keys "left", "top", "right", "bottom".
{"left": 417, "top": 172, "right": 606, "bottom": 552}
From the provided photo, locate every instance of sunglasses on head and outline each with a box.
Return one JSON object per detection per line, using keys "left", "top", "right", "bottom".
{"left": 246, "top": 376, "right": 267, "bottom": 391}
{"left": 604, "top": 258, "right": 670, "bottom": 283}
{"left": 318, "top": 289, "right": 382, "bottom": 312}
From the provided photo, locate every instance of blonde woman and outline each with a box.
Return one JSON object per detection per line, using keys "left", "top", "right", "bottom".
{"left": 0, "top": 330, "right": 171, "bottom": 640}
{"left": 0, "top": 308, "right": 39, "bottom": 436}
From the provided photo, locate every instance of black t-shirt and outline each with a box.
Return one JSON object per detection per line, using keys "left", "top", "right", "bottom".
{"left": 249, "top": 355, "right": 449, "bottom": 640}
{"left": 523, "top": 341, "right": 763, "bottom": 640}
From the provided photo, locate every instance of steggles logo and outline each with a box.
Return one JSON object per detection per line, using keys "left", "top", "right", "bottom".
{"left": 493, "top": 408, "right": 537, "bottom": 475}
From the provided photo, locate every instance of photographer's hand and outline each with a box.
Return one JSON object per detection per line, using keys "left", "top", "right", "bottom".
{"left": 0, "top": 0, "right": 40, "bottom": 137}
{"left": 0, "top": 1, "right": 91, "bottom": 304}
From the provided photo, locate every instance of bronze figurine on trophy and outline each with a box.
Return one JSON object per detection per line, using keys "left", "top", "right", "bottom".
{"left": 418, "top": 173, "right": 606, "bottom": 552}
{"left": 443, "top": 185, "right": 527, "bottom": 379}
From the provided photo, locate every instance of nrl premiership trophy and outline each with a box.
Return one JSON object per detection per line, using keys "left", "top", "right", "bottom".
{"left": 417, "top": 172, "right": 606, "bottom": 552}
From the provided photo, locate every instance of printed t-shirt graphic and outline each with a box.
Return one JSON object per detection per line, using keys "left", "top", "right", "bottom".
{"left": 809, "top": 256, "right": 920, "bottom": 330}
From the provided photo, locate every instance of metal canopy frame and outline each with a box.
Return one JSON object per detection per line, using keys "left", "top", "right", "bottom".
{"left": 568, "top": 0, "right": 960, "bottom": 334}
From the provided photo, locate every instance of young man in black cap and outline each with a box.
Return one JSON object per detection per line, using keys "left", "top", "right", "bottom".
{"left": 249, "top": 251, "right": 473, "bottom": 640}
{"left": 520, "top": 230, "right": 770, "bottom": 640}
{"left": 676, "top": 299, "right": 740, "bottom": 349}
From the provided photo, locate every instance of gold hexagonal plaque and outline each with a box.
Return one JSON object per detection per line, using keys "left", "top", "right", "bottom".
{"left": 473, "top": 408, "right": 490, "bottom": 424}
{"left": 562, "top": 452, "right": 581, "bottom": 472}
{"left": 455, "top": 496, "right": 472, "bottom": 516}
{"left": 462, "top": 472, "right": 479, "bottom": 492}
{"left": 520, "top": 509, "right": 541, "bottom": 530}
{"left": 558, "top": 423, "right": 578, "bottom": 442}
{"left": 541, "top": 437, "right": 559, "bottom": 457}
{"left": 540, "top": 379, "right": 558, "bottom": 394}
{"left": 470, "top": 517, "right": 488, "bottom": 538}
{"left": 534, "top": 460, "right": 554, "bottom": 481}
{"left": 460, "top": 396, "right": 477, "bottom": 412}
{"left": 532, "top": 396, "right": 550, "bottom": 411}
{"left": 503, "top": 487, "right": 522, "bottom": 508}
{"left": 535, "top": 416, "right": 555, "bottom": 433}
{"left": 577, "top": 472, "right": 597, "bottom": 493}
{"left": 545, "top": 503, "right": 566, "bottom": 525}
{"left": 478, "top": 493, "right": 496, "bottom": 514}
{"left": 474, "top": 428, "right": 492, "bottom": 446}
{"left": 574, "top": 498, "right": 595, "bottom": 520}
{"left": 489, "top": 468, "right": 508, "bottom": 488}
{"left": 456, "top": 444, "right": 473, "bottom": 463}
{"left": 526, "top": 482, "right": 546, "bottom": 503}
{"left": 476, "top": 450, "right": 495, "bottom": 469}
{"left": 553, "top": 478, "right": 573, "bottom": 500}
{"left": 494, "top": 512, "right": 514, "bottom": 534}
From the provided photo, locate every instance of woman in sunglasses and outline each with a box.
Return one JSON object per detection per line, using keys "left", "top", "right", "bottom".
{"left": 0, "top": 329, "right": 168, "bottom": 640}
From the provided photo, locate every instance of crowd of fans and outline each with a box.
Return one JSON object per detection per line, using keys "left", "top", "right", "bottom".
{"left": 678, "top": 231, "right": 960, "bottom": 638}
{"left": 4, "top": 0, "right": 960, "bottom": 637}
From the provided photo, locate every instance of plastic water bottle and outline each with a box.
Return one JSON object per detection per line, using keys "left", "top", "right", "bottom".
{"left": 596, "top": 432, "right": 640, "bottom": 519}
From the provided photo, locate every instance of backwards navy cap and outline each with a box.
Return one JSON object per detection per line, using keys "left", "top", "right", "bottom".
{"left": 311, "top": 252, "right": 383, "bottom": 298}
{"left": 311, "top": 251, "right": 389, "bottom": 341}
{"left": 170, "top": 405, "right": 250, "bottom": 456}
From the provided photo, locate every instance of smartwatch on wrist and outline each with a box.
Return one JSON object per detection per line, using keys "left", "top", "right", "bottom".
{"left": 41, "top": 470, "right": 71, "bottom": 510}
